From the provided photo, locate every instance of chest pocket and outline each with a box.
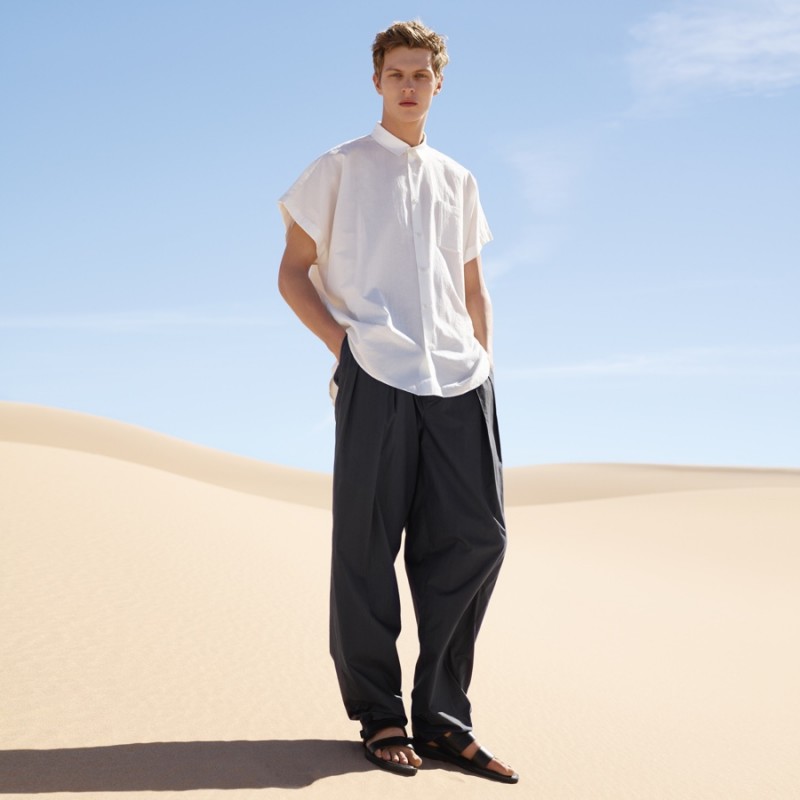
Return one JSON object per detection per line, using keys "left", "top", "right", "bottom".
{"left": 434, "top": 200, "right": 463, "bottom": 254}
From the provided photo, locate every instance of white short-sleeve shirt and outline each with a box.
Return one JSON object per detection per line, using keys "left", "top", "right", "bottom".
{"left": 279, "top": 123, "right": 493, "bottom": 397}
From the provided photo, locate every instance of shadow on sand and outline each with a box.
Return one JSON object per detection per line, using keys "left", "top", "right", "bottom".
{"left": 0, "top": 739, "right": 370, "bottom": 792}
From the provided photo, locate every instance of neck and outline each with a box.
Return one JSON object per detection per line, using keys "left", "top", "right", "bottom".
{"left": 379, "top": 116, "right": 426, "bottom": 147}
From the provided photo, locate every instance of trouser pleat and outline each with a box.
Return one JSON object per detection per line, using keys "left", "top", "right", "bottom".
{"left": 330, "top": 338, "right": 417, "bottom": 733}
{"left": 404, "top": 379, "right": 506, "bottom": 740}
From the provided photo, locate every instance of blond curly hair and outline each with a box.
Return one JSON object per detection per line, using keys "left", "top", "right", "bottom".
{"left": 372, "top": 20, "right": 449, "bottom": 79}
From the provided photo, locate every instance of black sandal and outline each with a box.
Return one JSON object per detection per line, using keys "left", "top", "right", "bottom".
{"left": 413, "top": 730, "right": 519, "bottom": 784}
{"left": 363, "top": 731, "right": 418, "bottom": 776}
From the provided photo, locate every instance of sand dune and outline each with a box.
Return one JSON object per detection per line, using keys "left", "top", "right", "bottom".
{"left": 0, "top": 402, "right": 332, "bottom": 509}
{"left": 1, "top": 401, "right": 799, "bottom": 799}
{"left": 2, "top": 402, "right": 796, "bottom": 508}
{"left": 504, "top": 461, "right": 800, "bottom": 505}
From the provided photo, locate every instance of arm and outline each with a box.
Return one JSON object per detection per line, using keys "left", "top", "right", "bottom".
{"left": 278, "top": 221, "right": 346, "bottom": 358}
{"left": 464, "top": 255, "right": 493, "bottom": 363}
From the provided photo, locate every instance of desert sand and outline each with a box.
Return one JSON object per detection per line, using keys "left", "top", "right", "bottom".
{"left": 1, "top": 401, "right": 799, "bottom": 799}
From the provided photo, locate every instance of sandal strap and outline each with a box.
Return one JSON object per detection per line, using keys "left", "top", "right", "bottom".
{"left": 437, "top": 730, "right": 495, "bottom": 769}
{"left": 470, "top": 746, "right": 495, "bottom": 770}
{"left": 439, "top": 730, "right": 475, "bottom": 753}
{"left": 366, "top": 735, "right": 414, "bottom": 754}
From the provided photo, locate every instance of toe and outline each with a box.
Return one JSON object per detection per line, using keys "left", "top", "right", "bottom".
{"left": 377, "top": 746, "right": 417, "bottom": 766}
{"left": 488, "top": 757, "right": 515, "bottom": 777}
{"left": 451, "top": 735, "right": 515, "bottom": 778}
{"left": 365, "top": 727, "right": 421, "bottom": 770}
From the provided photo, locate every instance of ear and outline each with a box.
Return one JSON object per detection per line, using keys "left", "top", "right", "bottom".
{"left": 433, "top": 73, "right": 444, "bottom": 95}
{"left": 373, "top": 72, "right": 383, "bottom": 95}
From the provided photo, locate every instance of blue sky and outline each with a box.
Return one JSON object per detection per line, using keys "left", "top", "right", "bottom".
{"left": 2, "top": 0, "right": 798, "bottom": 472}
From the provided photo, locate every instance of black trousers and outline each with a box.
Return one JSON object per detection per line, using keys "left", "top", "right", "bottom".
{"left": 330, "top": 336, "right": 506, "bottom": 742}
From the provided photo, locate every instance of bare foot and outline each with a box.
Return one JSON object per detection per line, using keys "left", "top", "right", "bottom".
{"left": 366, "top": 726, "right": 422, "bottom": 768}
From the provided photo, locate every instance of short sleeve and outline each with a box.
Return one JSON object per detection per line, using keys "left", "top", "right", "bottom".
{"left": 462, "top": 172, "right": 493, "bottom": 263}
{"left": 278, "top": 152, "right": 342, "bottom": 264}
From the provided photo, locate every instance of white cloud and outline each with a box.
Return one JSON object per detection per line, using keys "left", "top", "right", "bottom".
{"left": 628, "top": 0, "right": 800, "bottom": 103}
{"left": 487, "top": 134, "right": 592, "bottom": 280}
{"left": 483, "top": 222, "right": 569, "bottom": 281}
{"left": 505, "top": 344, "right": 800, "bottom": 380}
{"left": 0, "top": 309, "right": 283, "bottom": 331}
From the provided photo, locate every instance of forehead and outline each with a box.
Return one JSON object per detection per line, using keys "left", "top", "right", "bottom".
{"left": 382, "top": 46, "right": 435, "bottom": 72}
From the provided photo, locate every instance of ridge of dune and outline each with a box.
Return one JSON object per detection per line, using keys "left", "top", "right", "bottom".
{"left": 0, "top": 401, "right": 332, "bottom": 509}
{"left": 504, "top": 461, "right": 800, "bottom": 505}
{"left": 2, "top": 402, "right": 798, "bottom": 509}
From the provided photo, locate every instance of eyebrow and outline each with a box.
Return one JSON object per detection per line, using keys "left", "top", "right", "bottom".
{"left": 384, "top": 66, "right": 432, "bottom": 73}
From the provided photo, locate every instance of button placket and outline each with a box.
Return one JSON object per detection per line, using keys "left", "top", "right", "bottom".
{"left": 407, "top": 153, "right": 435, "bottom": 356}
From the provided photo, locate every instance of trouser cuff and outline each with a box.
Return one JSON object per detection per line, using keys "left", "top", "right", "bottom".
{"left": 360, "top": 717, "right": 409, "bottom": 741}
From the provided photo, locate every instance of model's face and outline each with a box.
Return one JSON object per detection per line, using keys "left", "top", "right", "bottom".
{"left": 373, "top": 46, "right": 443, "bottom": 126}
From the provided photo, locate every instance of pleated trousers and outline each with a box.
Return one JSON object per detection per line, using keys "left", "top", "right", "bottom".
{"left": 329, "top": 335, "right": 507, "bottom": 742}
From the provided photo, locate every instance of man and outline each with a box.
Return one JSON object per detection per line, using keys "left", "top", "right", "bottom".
{"left": 277, "top": 20, "right": 517, "bottom": 784}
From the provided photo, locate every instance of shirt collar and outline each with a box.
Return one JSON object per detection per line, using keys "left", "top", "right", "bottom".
{"left": 371, "top": 123, "right": 429, "bottom": 157}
